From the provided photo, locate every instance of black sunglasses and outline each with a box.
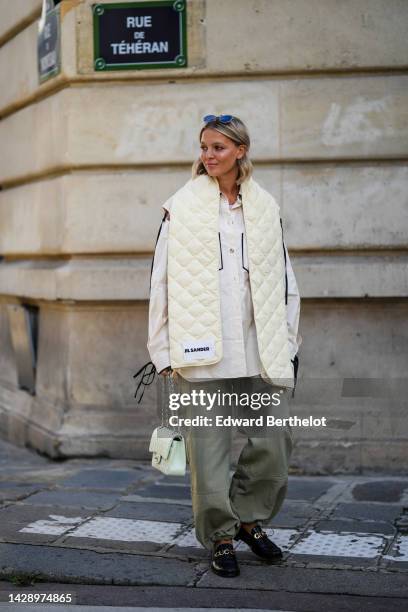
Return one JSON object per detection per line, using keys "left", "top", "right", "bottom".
{"left": 203, "top": 114, "right": 234, "bottom": 124}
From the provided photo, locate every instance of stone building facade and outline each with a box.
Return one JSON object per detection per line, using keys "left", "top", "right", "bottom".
{"left": 0, "top": 0, "right": 407, "bottom": 472}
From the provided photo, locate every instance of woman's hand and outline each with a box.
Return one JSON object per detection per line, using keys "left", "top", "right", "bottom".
{"left": 159, "top": 366, "right": 177, "bottom": 380}
{"left": 159, "top": 366, "right": 173, "bottom": 377}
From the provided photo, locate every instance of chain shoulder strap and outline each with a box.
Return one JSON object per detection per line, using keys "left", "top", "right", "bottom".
{"left": 164, "top": 372, "right": 182, "bottom": 435}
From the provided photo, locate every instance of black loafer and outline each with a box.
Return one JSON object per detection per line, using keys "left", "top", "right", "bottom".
{"left": 211, "top": 542, "right": 240, "bottom": 577}
{"left": 234, "top": 525, "right": 282, "bottom": 562}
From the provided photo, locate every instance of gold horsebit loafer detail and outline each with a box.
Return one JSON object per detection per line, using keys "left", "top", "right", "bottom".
{"left": 234, "top": 524, "right": 283, "bottom": 561}
{"left": 211, "top": 542, "right": 240, "bottom": 577}
{"left": 214, "top": 547, "right": 236, "bottom": 557}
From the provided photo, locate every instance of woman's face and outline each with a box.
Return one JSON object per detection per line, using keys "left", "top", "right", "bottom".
{"left": 200, "top": 128, "right": 245, "bottom": 179}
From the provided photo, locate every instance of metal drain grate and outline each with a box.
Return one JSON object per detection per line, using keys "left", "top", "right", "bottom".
{"left": 395, "top": 535, "right": 408, "bottom": 560}
{"left": 70, "top": 518, "right": 182, "bottom": 543}
{"left": 173, "top": 529, "right": 202, "bottom": 548}
{"left": 291, "top": 531, "right": 385, "bottom": 558}
{"left": 383, "top": 535, "right": 408, "bottom": 562}
{"left": 20, "top": 515, "right": 84, "bottom": 536}
{"left": 21, "top": 517, "right": 182, "bottom": 544}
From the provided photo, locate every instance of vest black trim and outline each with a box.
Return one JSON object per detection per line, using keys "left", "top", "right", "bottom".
{"left": 218, "top": 232, "right": 224, "bottom": 271}
{"left": 241, "top": 233, "right": 249, "bottom": 272}
{"left": 149, "top": 210, "right": 168, "bottom": 292}
{"left": 280, "top": 218, "right": 288, "bottom": 305}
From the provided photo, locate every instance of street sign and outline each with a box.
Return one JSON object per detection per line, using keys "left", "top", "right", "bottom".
{"left": 93, "top": 1, "right": 187, "bottom": 71}
{"left": 38, "top": 0, "right": 61, "bottom": 83}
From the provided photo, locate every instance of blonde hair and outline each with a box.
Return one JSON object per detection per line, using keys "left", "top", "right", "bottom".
{"left": 192, "top": 116, "right": 253, "bottom": 185}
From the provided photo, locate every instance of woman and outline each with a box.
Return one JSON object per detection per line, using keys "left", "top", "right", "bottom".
{"left": 147, "top": 114, "right": 301, "bottom": 578}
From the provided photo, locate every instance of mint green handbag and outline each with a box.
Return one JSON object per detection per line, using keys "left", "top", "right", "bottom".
{"left": 148, "top": 373, "right": 186, "bottom": 476}
{"left": 149, "top": 425, "right": 186, "bottom": 476}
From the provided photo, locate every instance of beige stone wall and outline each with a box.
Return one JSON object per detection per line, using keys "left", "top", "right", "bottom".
{"left": 0, "top": 0, "right": 407, "bottom": 470}
{"left": 0, "top": 0, "right": 42, "bottom": 45}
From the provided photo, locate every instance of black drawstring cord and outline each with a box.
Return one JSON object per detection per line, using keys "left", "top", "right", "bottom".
{"left": 291, "top": 355, "right": 299, "bottom": 398}
{"left": 133, "top": 361, "right": 157, "bottom": 404}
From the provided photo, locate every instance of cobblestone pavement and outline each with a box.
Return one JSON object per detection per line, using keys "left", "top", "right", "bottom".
{"left": 0, "top": 438, "right": 407, "bottom": 611}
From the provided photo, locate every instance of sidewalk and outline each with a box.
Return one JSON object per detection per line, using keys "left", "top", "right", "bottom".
{"left": 0, "top": 437, "right": 407, "bottom": 612}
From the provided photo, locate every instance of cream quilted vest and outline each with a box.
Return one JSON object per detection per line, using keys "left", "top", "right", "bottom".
{"left": 167, "top": 174, "right": 294, "bottom": 388}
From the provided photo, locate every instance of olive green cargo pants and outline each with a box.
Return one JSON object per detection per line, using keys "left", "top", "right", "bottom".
{"left": 174, "top": 375, "right": 293, "bottom": 551}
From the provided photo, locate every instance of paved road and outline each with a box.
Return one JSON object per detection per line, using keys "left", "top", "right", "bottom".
{"left": 0, "top": 437, "right": 407, "bottom": 611}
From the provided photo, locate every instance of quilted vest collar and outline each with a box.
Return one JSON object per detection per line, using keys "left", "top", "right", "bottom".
{"left": 167, "top": 174, "right": 294, "bottom": 388}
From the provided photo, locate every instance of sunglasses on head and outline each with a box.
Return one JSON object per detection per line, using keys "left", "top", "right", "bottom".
{"left": 203, "top": 114, "right": 234, "bottom": 124}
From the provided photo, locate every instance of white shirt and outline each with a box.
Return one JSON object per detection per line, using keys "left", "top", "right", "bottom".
{"left": 147, "top": 190, "right": 301, "bottom": 381}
